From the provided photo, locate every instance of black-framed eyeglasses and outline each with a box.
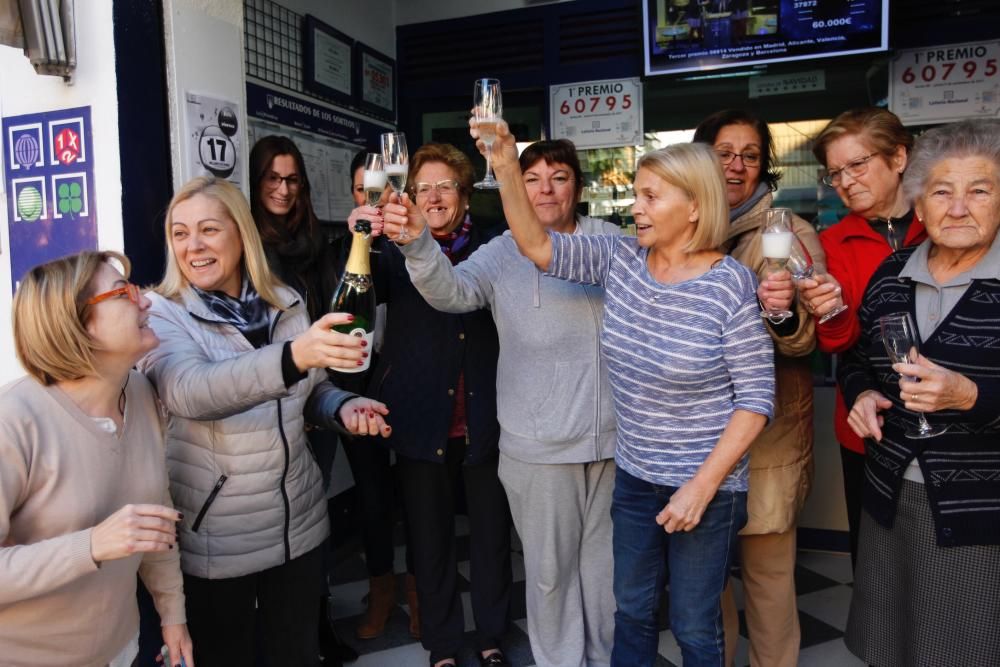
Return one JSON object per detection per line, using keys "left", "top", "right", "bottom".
{"left": 822, "top": 153, "right": 876, "bottom": 187}
{"left": 86, "top": 283, "right": 140, "bottom": 306}
{"left": 715, "top": 150, "right": 761, "bottom": 168}
{"left": 263, "top": 172, "right": 302, "bottom": 190}
{"left": 412, "top": 179, "right": 460, "bottom": 197}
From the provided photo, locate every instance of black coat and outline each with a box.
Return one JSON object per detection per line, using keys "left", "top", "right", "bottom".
{"left": 368, "top": 222, "right": 502, "bottom": 465}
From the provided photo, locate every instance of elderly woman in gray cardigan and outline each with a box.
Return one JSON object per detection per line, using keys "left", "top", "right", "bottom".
{"left": 375, "top": 140, "right": 618, "bottom": 667}
{"left": 139, "top": 176, "right": 390, "bottom": 667}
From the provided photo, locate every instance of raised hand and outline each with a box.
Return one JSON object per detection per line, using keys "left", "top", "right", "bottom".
{"left": 291, "top": 313, "right": 368, "bottom": 371}
{"left": 469, "top": 115, "right": 519, "bottom": 173}
{"left": 798, "top": 272, "right": 845, "bottom": 320}
{"left": 381, "top": 191, "right": 425, "bottom": 244}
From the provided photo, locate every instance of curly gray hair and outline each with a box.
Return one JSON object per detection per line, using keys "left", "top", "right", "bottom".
{"left": 903, "top": 119, "right": 1000, "bottom": 203}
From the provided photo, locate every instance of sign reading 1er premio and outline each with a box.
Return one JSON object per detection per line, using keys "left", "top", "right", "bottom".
{"left": 550, "top": 78, "right": 643, "bottom": 150}
{"left": 2, "top": 105, "right": 97, "bottom": 292}
{"left": 890, "top": 40, "right": 1000, "bottom": 126}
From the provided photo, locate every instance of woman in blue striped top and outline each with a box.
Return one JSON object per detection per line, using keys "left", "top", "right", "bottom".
{"left": 462, "top": 122, "right": 776, "bottom": 666}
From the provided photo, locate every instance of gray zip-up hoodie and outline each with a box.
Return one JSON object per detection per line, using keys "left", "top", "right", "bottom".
{"left": 399, "top": 216, "right": 618, "bottom": 464}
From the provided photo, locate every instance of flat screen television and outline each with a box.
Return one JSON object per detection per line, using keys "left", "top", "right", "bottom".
{"left": 644, "top": 0, "right": 889, "bottom": 76}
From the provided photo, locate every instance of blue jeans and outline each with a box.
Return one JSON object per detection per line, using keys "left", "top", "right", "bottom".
{"left": 611, "top": 467, "right": 747, "bottom": 667}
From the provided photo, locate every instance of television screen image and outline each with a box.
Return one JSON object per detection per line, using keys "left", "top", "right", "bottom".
{"left": 644, "top": 0, "right": 888, "bottom": 76}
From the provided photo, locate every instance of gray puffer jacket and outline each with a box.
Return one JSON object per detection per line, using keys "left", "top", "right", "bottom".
{"left": 139, "top": 285, "right": 353, "bottom": 579}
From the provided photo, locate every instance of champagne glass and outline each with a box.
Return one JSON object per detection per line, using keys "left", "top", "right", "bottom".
{"left": 785, "top": 236, "right": 848, "bottom": 324}
{"left": 760, "top": 208, "right": 794, "bottom": 321}
{"left": 362, "top": 153, "right": 385, "bottom": 253}
{"left": 878, "top": 312, "right": 947, "bottom": 439}
{"left": 380, "top": 132, "right": 409, "bottom": 240}
{"left": 473, "top": 78, "right": 502, "bottom": 190}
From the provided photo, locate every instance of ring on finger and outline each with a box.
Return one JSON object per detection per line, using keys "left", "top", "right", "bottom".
{"left": 911, "top": 393, "right": 920, "bottom": 401}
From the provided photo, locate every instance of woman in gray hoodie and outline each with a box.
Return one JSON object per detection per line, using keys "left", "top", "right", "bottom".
{"left": 376, "top": 140, "right": 619, "bottom": 667}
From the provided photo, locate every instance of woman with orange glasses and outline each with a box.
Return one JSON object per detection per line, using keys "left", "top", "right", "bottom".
{"left": 0, "top": 251, "right": 192, "bottom": 667}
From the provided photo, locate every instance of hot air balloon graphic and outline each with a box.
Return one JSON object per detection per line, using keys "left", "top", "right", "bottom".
{"left": 14, "top": 133, "right": 41, "bottom": 170}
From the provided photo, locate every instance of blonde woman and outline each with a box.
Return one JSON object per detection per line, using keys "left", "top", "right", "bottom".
{"left": 0, "top": 251, "right": 191, "bottom": 667}
{"left": 138, "top": 176, "right": 390, "bottom": 666}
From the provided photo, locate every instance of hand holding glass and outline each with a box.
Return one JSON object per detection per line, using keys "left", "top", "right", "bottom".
{"left": 473, "top": 78, "right": 502, "bottom": 190}
{"left": 380, "top": 132, "right": 409, "bottom": 240}
{"left": 760, "top": 208, "right": 794, "bottom": 321}
{"left": 785, "top": 237, "right": 848, "bottom": 324}
{"left": 878, "top": 312, "right": 947, "bottom": 439}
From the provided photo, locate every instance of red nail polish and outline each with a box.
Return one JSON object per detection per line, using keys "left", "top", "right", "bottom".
{"left": 357, "top": 360, "right": 364, "bottom": 366}
{"left": 347, "top": 315, "right": 355, "bottom": 322}
{"left": 360, "top": 340, "right": 368, "bottom": 347}
{"left": 362, "top": 351, "right": 369, "bottom": 358}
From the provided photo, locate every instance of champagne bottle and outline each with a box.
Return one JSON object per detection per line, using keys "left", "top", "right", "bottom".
{"left": 328, "top": 220, "right": 375, "bottom": 373}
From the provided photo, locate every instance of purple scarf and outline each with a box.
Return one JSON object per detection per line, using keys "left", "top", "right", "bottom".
{"left": 432, "top": 214, "right": 473, "bottom": 265}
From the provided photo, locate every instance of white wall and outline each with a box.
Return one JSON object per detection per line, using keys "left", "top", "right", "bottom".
{"left": 0, "top": 1, "right": 123, "bottom": 385}
{"left": 162, "top": 0, "right": 247, "bottom": 192}
{"left": 395, "top": 0, "right": 575, "bottom": 26}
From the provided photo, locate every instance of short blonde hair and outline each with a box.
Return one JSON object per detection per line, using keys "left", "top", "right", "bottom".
{"left": 636, "top": 143, "right": 729, "bottom": 253}
{"left": 157, "top": 176, "right": 285, "bottom": 309}
{"left": 13, "top": 250, "right": 131, "bottom": 385}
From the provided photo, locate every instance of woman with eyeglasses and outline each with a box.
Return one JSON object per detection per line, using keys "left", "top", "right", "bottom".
{"left": 249, "top": 135, "right": 364, "bottom": 666}
{"left": 376, "top": 139, "right": 620, "bottom": 667}
{"left": 350, "top": 143, "right": 513, "bottom": 667}
{"left": 693, "top": 109, "right": 824, "bottom": 667}
{"left": 798, "top": 108, "right": 927, "bottom": 570}
{"left": 138, "top": 176, "right": 390, "bottom": 667}
{"left": 0, "top": 251, "right": 192, "bottom": 667}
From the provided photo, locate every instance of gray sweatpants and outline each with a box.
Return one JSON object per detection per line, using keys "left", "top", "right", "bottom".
{"left": 498, "top": 452, "right": 615, "bottom": 667}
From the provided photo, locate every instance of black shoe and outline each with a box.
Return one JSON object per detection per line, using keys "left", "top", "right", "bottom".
{"left": 319, "top": 596, "right": 359, "bottom": 664}
{"left": 479, "top": 651, "right": 510, "bottom": 667}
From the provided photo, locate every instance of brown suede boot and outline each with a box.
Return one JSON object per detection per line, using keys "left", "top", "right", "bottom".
{"left": 405, "top": 573, "right": 421, "bottom": 639}
{"left": 355, "top": 573, "right": 396, "bottom": 640}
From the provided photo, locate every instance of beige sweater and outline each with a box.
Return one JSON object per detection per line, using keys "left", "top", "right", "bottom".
{"left": 0, "top": 371, "right": 185, "bottom": 667}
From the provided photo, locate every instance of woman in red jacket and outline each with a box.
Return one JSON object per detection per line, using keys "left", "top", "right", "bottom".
{"left": 799, "top": 107, "right": 926, "bottom": 568}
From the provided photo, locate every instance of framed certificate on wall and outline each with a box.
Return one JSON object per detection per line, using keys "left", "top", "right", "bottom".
{"left": 302, "top": 14, "right": 353, "bottom": 106}
{"left": 355, "top": 42, "right": 396, "bottom": 121}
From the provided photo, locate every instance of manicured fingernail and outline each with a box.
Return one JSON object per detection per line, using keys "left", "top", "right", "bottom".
{"left": 360, "top": 340, "right": 368, "bottom": 347}
{"left": 357, "top": 360, "right": 364, "bottom": 366}
{"left": 362, "top": 351, "right": 369, "bottom": 358}
{"left": 384, "top": 425, "right": 392, "bottom": 433}
{"left": 346, "top": 315, "right": 355, "bottom": 322}
{"left": 169, "top": 544, "right": 174, "bottom": 549}
{"left": 176, "top": 512, "right": 184, "bottom": 520}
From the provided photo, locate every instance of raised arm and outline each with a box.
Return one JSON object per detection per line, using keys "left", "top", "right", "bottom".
{"left": 471, "top": 119, "right": 552, "bottom": 270}
{"left": 398, "top": 227, "right": 502, "bottom": 313}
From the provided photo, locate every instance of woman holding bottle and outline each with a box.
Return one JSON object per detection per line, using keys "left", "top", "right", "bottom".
{"left": 139, "top": 175, "right": 389, "bottom": 667}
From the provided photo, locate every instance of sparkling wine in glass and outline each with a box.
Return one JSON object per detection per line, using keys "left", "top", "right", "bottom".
{"left": 362, "top": 153, "right": 385, "bottom": 253}
{"left": 473, "top": 78, "right": 502, "bottom": 190}
{"left": 380, "top": 132, "right": 410, "bottom": 240}
{"left": 878, "top": 312, "right": 947, "bottom": 439}
{"left": 760, "top": 208, "right": 794, "bottom": 321}
{"left": 363, "top": 153, "right": 386, "bottom": 207}
{"left": 785, "top": 236, "right": 848, "bottom": 324}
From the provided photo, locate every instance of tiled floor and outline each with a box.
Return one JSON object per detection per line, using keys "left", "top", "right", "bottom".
{"left": 328, "top": 518, "right": 864, "bottom": 667}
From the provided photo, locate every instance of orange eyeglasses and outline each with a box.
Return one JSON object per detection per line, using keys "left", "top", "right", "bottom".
{"left": 86, "top": 282, "right": 141, "bottom": 305}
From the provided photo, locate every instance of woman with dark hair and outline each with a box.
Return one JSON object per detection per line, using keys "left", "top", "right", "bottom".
{"left": 353, "top": 143, "right": 513, "bottom": 667}
{"left": 799, "top": 107, "right": 927, "bottom": 569}
{"left": 377, "top": 138, "right": 620, "bottom": 667}
{"left": 249, "top": 135, "right": 362, "bottom": 665}
{"left": 693, "top": 109, "right": 823, "bottom": 667}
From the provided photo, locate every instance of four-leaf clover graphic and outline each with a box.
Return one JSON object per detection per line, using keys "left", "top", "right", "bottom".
{"left": 58, "top": 182, "right": 83, "bottom": 218}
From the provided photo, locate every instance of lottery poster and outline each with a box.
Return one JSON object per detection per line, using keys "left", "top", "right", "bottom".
{"left": 184, "top": 91, "right": 242, "bottom": 188}
{"left": 3, "top": 105, "right": 97, "bottom": 293}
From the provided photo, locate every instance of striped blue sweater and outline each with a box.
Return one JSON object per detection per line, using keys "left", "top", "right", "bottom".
{"left": 548, "top": 233, "right": 775, "bottom": 491}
